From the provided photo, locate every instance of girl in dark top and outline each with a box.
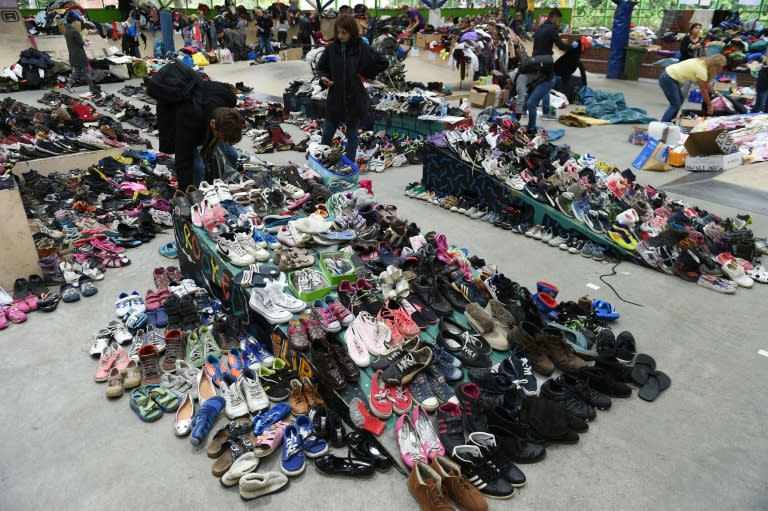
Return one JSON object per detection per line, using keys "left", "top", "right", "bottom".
{"left": 680, "top": 23, "right": 704, "bottom": 61}
{"left": 317, "top": 15, "right": 388, "bottom": 161}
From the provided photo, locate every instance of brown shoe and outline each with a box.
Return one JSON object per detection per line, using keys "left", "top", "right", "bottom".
{"left": 288, "top": 379, "right": 309, "bottom": 415}
{"left": 431, "top": 456, "right": 488, "bottom": 511}
{"left": 138, "top": 344, "right": 161, "bottom": 385}
{"left": 578, "top": 295, "right": 593, "bottom": 314}
{"left": 538, "top": 327, "right": 587, "bottom": 373}
{"left": 508, "top": 322, "right": 555, "bottom": 376}
{"left": 408, "top": 461, "right": 454, "bottom": 511}
{"left": 301, "top": 376, "right": 324, "bottom": 406}
{"left": 163, "top": 328, "right": 185, "bottom": 371}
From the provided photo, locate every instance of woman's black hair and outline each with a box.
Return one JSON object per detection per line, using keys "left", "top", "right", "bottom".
{"left": 688, "top": 23, "right": 702, "bottom": 34}
{"left": 334, "top": 14, "right": 360, "bottom": 42}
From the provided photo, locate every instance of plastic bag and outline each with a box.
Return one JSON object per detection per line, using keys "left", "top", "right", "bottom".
{"left": 205, "top": 142, "right": 240, "bottom": 182}
{"left": 192, "top": 52, "right": 210, "bottom": 66}
{"left": 217, "top": 48, "right": 233, "bottom": 64}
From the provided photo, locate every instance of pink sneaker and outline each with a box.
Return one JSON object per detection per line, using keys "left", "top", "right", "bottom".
{"left": 113, "top": 344, "right": 130, "bottom": 372}
{"left": 312, "top": 300, "right": 341, "bottom": 333}
{"left": 395, "top": 413, "right": 425, "bottom": 469}
{"left": 94, "top": 346, "right": 116, "bottom": 382}
{"left": 323, "top": 296, "right": 352, "bottom": 326}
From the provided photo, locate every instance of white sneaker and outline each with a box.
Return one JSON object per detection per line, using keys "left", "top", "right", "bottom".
{"left": 354, "top": 311, "right": 389, "bottom": 355}
{"left": 217, "top": 233, "right": 256, "bottom": 267}
{"left": 107, "top": 320, "right": 133, "bottom": 345}
{"left": 264, "top": 278, "right": 306, "bottom": 313}
{"left": 0, "top": 287, "right": 12, "bottom": 305}
{"left": 234, "top": 230, "right": 270, "bottom": 262}
{"left": 89, "top": 329, "right": 111, "bottom": 357}
{"left": 343, "top": 324, "right": 371, "bottom": 367}
{"left": 249, "top": 288, "right": 292, "bottom": 324}
{"left": 199, "top": 181, "right": 220, "bottom": 205}
{"left": 276, "top": 178, "right": 305, "bottom": 199}
{"left": 240, "top": 371, "right": 269, "bottom": 413}
{"left": 220, "top": 375, "right": 250, "bottom": 419}
{"left": 212, "top": 179, "right": 233, "bottom": 202}
{"left": 391, "top": 154, "right": 408, "bottom": 167}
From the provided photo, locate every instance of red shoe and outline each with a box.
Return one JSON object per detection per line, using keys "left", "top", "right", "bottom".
{"left": 388, "top": 384, "right": 413, "bottom": 415}
{"left": 369, "top": 370, "right": 393, "bottom": 419}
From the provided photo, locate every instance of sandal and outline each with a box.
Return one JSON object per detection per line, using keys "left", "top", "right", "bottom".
{"left": 38, "top": 292, "right": 61, "bottom": 312}
{"left": 746, "top": 265, "right": 768, "bottom": 284}
{"left": 129, "top": 388, "right": 163, "bottom": 422}
{"left": 146, "top": 384, "right": 180, "bottom": 412}
{"left": 124, "top": 309, "right": 147, "bottom": 330}
{"left": 253, "top": 420, "right": 288, "bottom": 458}
{"left": 60, "top": 283, "right": 81, "bottom": 303}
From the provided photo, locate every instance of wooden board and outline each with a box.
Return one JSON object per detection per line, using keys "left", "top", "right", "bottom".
{"left": 0, "top": 187, "right": 42, "bottom": 290}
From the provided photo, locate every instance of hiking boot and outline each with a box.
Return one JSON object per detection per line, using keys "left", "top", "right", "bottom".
{"left": 382, "top": 346, "right": 433, "bottom": 386}
{"left": 452, "top": 445, "right": 515, "bottom": 499}
{"left": 507, "top": 322, "right": 554, "bottom": 375}
{"left": 430, "top": 456, "right": 489, "bottom": 511}
{"left": 538, "top": 327, "right": 586, "bottom": 373}
{"left": 485, "top": 407, "right": 546, "bottom": 464}
{"left": 468, "top": 432, "right": 526, "bottom": 487}
{"left": 578, "top": 366, "right": 632, "bottom": 398}
{"left": 539, "top": 379, "right": 596, "bottom": 421}
{"left": 436, "top": 402, "right": 466, "bottom": 455}
{"left": 457, "top": 383, "right": 488, "bottom": 434}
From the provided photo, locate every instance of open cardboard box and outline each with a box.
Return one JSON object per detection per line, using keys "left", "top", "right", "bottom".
{"left": 684, "top": 128, "right": 742, "bottom": 172}
{"left": 469, "top": 84, "right": 502, "bottom": 108}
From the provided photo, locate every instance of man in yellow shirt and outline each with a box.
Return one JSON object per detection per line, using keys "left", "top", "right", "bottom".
{"left": 658, "top": 54, "right": 726, "bottom": 121}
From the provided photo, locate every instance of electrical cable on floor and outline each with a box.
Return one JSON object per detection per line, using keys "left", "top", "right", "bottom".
{"left": 598, "top": 260, "right": 645, "bottom": 308}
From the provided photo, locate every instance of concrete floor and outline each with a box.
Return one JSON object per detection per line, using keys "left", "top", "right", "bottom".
{"left": 1, "top": 56, "right": 767, "bottom": 511}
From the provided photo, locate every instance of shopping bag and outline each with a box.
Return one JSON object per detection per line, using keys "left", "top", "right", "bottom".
{"left": 217, "top": 48, "right": 234, "bottom": 64}
{"left": 191, "top": 51, "right": 210, "bottom": 66}
{"left": 548, "top": 89, "right": 569, "bottom": 109}
{"left": 631, "top": 136, "right": 672, "bottom": 172}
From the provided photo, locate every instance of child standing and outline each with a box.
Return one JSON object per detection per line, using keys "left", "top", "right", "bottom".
{"left": 277, "top": 13, "right": 289, "bottom": 46}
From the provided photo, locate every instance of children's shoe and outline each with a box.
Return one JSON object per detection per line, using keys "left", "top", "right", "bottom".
{"left": 280, "top": 424, "right": 306, "bottom": 476}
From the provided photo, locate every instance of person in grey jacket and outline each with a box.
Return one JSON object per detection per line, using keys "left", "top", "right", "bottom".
{"left": 64, "top": 13, "right": 99, "bottom": 96}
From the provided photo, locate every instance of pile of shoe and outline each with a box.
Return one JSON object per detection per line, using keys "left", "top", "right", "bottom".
{"left": 369, "top": 87, "right": 469, "bottom": 119}
{"left": 405, "top": 118, "right": 767, "bottom": 290}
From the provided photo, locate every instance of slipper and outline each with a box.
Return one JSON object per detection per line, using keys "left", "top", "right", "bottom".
{"left": 207, "top": 425, "right": 233, "bottom": 458}
{"left": 221, "top": 452, "right": 259, "bottom": 487}
{"left": 253, "top": 420, "right": 288, "bottom": 458}
{"left": 631, "top": 354, "right": 657, "bottom": 385}
{"left": 4, "top": 305, "right": 27, "bottom": 324}
{"left": 79, "top": 276, "right": 98, "bottom": 297}
{"left": 155, "top": 307, "right": 168, "bottom": 328}
{"left": 638, "top": 370, "right": 671, "bottom": 402}
{"left": 60, "top": 283, "right": 81, "bottom": 303}
{"left": 592, "top": 299, "right": 620, "bottom": 321}
{"left": 252, "top": 403, "right": 291, "bottom": 437}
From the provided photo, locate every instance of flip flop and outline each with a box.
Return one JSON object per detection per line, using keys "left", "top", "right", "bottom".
{"left": 638, "top": 370, "right": 671, "bottom": 402}
{"left": 631, "top": 354, "right": 657, "bottom": 385}
{"left": 38, "top": 292, "right": 61, "bottom": 312}
{"left": 592, "top": 299, "right": 620, "bottom": 321}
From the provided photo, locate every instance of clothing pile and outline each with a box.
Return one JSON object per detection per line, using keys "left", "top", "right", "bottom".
{"left": 449, "top": 23, "right": 518, "bottom": 80}
{"left": 407, "top": 118, "right": 768, "bottom": 291}
{"left": 689, "top": 113, "right": 768, "bottom": 163}
{"left": 627, "top": 26, "right": 657, "bottom": 47}
{"left": 701, "top": 25, "right": 768, "bottom": 72}
{"left": 23, "top": 0, "right": 91, "bottom": 36}
{"left": 86, "top": 152, "right": 677, "bottom": 503}
{"left": 560, "top": 88, "right": 656, "bottom": 125}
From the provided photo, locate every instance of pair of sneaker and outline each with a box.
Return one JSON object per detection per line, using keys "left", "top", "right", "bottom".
{"left": 115, "top": 290, "right": 145, "bottom": 318}
{"left": 281, "top": 416, "right": 329, "bottom": 476}
{"left": 249, "top": 279, "right": 307, "bottom": 324}
{"left": 217, "top": 229, "right": 270, "bottom": 267}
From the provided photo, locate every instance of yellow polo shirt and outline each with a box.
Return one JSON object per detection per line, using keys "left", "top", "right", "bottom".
{"left": 666, "top": 58, "right": 709, "bottom": 83}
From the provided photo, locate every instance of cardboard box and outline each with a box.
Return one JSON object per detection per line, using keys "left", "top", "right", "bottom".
{"left": 684, "top": 128, "right": 742, "bottom": 172}
{"left": 628, "top": 125, "right": 648, "bottom": 145}
{"left": 667, "top": 148, "right": 689, "bottom": 167}
{"left": 279, "top": 47, "right": 303, "bottom": 61}
{"left": 416, "top": 33, "right": 443, "bottom": 49}
{"left": 470, "top": 84, "right": 502, "bottom": 108}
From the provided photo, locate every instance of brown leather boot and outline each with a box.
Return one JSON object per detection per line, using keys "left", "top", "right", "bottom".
{"left": 508, "top": 322, "right": 555, "bottom": 376}
{"left": 408, "top": 462, "right": 454, "bottom": 511}
{"left": 431, "top": 456, "right": 488, "bottom": 511}
{"left": 538, "top": 327, "right": 587, "bottom": 373}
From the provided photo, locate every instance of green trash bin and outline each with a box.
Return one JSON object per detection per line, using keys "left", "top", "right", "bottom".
{"left": 624, "top": 46, "right": 646, "bottom": 81}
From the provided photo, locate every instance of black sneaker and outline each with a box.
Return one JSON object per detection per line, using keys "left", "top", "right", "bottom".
{"left": 595, "top": 329, "right": 616, "bottom": 359}
{"left": 381, "top": 346, "right": 433, "bottom": 386}
{"left": 497, "top": 352, "right": 538, "bottom": 396}
{"left": 438, "top": 319, "right": 491, "bottom": 368}
{"left": 614, "top": 331, "right": 636, "bottom": 364}
{"left": 452, "top": 444, "right": 515, "bottom": 499}
{"left": 371, "top": 337, "right": 420, "bottom": 370}
{"left": 457, "top": 383, "right": 489, "bottom": 434}
{"left": 468, "top": 431, "right": 527, "bottom": 487}
{"left": 259, "top": 367, "right": 290, "bottom": 401}
{"left": 559, "top": 373, "right": 612, "bottom": 410}
{"left": 468, "top": 368, "right": 516, "bottom": 412}
{"left": 436, "top": 402, "right": 466, "bottom": 455}
{"left": 539, "top": 379, "right": 596, "bottom": 421}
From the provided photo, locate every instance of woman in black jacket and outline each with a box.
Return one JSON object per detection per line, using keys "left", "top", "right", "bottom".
{"left": 679, "top": 23, "right": 704, "bottom": 61}
{"left": 317, "top": 14, "right": 388, "bottom": 161}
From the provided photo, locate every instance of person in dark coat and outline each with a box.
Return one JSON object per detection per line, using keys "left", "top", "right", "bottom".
{"left": 147, "top": 62, "right": 241, "bottom": 189}
{"left": 64, "top": 14, "right": 99, "bottom": 96}
{"left": 553, "top": 39, "right": 587, "bottom": 101}
{"left": 755, "top": 58, "right": 768, "bottom": 113}
{"left": 316, "top": 14, "right": 388, "bottom": 161}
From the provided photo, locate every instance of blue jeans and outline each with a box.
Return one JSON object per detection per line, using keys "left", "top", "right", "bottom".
{"left": 526, "top": 75, "right": 556, "bottom": 129}
{"left": 322, "top": 118, "right": 359, "bottom": 161}
{"left": 755, "top": 90, "right": 768, "bottom": 113}
{"left": 659, "top": 70, "right": 683, "bottom": 122}
{"left": 68, "top": 66, "right": 98, "bottom": 94}
{"left": 259, "top": 32, "right": 272, "bottom": 55}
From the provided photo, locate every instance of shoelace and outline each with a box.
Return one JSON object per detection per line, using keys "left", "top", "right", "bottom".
{"left": 394, "top": 353, "right": 416, "bottom": 372}
{"left": 389, "top": 387, "right": 408, "bottom": 403}
{"left": 285, "top": 434, "right": 302, "bottom": 458}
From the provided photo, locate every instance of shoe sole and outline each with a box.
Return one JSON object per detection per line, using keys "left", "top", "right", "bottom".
{"left": 240, "top": 480, "right": 291, "bottom": 501}
{"left": 281, "top": 463, "right": 306, "bottom": 477}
